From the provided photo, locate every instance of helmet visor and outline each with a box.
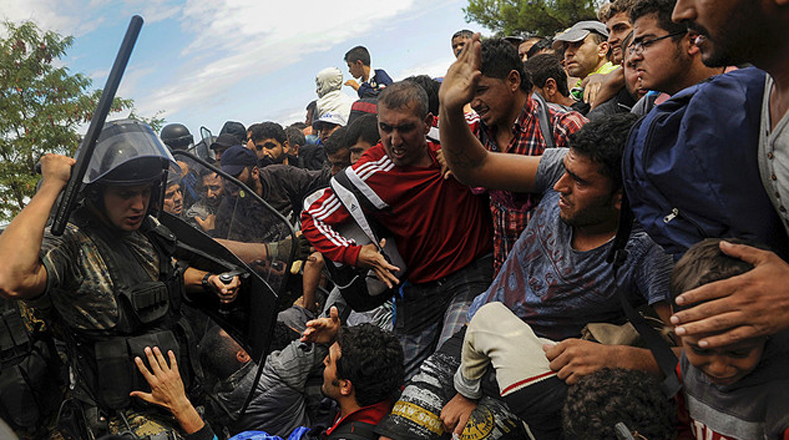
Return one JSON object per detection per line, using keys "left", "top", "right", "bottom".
{"left": 82, "top": 119, "right": 178, "bottom": 185}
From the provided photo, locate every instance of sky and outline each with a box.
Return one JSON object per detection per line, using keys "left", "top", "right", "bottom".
{"left": 1, "top": 0, "right": 488, "bottom": 139}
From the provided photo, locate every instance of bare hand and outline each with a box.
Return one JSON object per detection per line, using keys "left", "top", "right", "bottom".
{"left": 39, "top": 154, "right": 75, "bottom": 188}
{"left": 439, "top": 33, "right": 482, "bottom": 113}
{"left": 543, "top": 339, "right": 615, "bottom": 385}
{"left": 344, "top": 79, "right": 360, "bottom": 91}
{"left": 581, "top": 74, "right": 604, "bottom": 105}
{"left": 194, "top": 214, "right": 215, "bottom": 232}
{"left": 130, "top": 347, "right": 188, "bottom": 412}
{"left": 209, "top": 274, "right": 241, "bottom": 304}
{"left": 440, "top": 393, "right": 478, "bottom": 436}
{"left": 355, "top": 239, "right": 401, "bottom": 288}
{"left": 671, "top": 241, "right": 789, "bottom": 348}
{"left": 302, "top": 306, "right": 341, "bottom": 344}
{"left": 436, "top": 149, "right": 453, "bottom": 180}
{"left": 590, "top": 68, "right": 625, "bottom": 110}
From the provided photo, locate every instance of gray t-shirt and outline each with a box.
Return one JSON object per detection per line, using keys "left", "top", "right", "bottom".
{"left": 758, "top": 74, "right": 789, "bottom": 237}
{"left": 468, "top": 148, "right": 672, "bottom": 340}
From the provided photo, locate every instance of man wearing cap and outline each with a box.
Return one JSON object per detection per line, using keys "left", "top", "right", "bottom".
{"left": 215, "top": 145, "right": 329, "bottom": 239}
{"left": 210, "top": 132, "right": 240, "bottom": 163}
{"left": 313, "top": 111, "right": 347, "bottom": 146}
{"left": 0, "top": 119, "right": 241, "bottom": 439}
{"left": 553, "top": 20, "right": 617, "bottom": 104}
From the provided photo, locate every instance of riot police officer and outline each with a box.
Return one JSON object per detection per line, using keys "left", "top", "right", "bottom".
{"left": 0, "top": 119, "right": 240, "bottom": 439}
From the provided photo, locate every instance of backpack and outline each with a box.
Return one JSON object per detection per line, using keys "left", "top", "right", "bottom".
{"left": 622, "top": 67, "right": 789, "bottom": 260}
{"left": 324, "top": 168, "right": 407, "bottom": 312}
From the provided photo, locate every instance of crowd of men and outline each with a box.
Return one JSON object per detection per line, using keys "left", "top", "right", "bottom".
{"left": 0, "top": 0, "right": 788, "bottom": 439}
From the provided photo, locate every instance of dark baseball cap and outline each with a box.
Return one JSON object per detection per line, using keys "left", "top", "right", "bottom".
{"left": 220, "top": 145, "right": 257, "bottom": 176}
{"left": 210, "top": 133, "right": 240, "bottom": 151}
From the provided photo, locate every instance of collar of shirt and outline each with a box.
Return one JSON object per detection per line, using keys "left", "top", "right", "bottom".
{"left": 325, "top": 399, "right": 391, "bottom": 436}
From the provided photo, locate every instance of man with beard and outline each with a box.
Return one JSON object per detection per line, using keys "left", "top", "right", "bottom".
{"left": 248, "top": 121, "right": 292, "bottom": 167}
{"left": 667, "top": 0, "right": 789, "bottom": 352}
{"left": 186, "top": 168, "right": 225, "bottom": 233}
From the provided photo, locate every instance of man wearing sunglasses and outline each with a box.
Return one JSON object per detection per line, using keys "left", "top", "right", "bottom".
{"left": 628, "top": 0, "right": 721, "bottom": 115}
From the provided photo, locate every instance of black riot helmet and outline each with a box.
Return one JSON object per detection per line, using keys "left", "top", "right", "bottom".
{"left": 82, "top": 119, "right": 178, "bottom": 188}
{"left": 160, "top": 123, "right": 194, "bottom": 151}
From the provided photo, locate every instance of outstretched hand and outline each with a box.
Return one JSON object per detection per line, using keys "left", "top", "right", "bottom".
{"left": 671, "top": 241, "right": 789, "bottom": 348}
{"left": 130, "top": 346, "right": 205, "bottom": 434}
{"left": 130, "top": 346, "right": 188, "bottom": 412}
{"left": 439, "top": 33, "right": 482, "bottom": 113}
{"left": 302, "top": 305, "right": 341, "bottom": 344}
{"left": 356, "top": 239, "right": 401, "bottom": 288}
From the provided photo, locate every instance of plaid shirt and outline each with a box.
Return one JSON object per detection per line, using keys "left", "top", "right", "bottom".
{"left": 470, "top": 96, "right": 587, "bottom": 273}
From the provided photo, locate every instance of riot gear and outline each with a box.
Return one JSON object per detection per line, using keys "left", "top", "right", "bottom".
{"left": 160, "top": 123, "right": 194, "bottom": 151}
{"left": 83, "top": 119, "right": 177, "bottom": 187}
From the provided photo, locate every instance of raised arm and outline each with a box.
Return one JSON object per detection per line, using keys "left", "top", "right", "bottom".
{"left": 0, "top": 154, "right": 74, "bottom": 299}
{"left": 438, "top": 34, "right": 542, "bottom": 193}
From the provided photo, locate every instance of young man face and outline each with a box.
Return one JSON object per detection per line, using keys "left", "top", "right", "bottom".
{"left": 605, "top": 12, "right": 633, "bottom": 64}
{"left": 470, "top": 73, "right": 519, "bottom": 128}
{"left": 327, "top": 147, "right": 351, "bottom": 176}
{"left": 630, "top": 14, "right": 690, "bottom": 94}
{"left": 552, "top": 149, "right": 620, "bottom": 228}
{"left": 102, "top": 184, "right": 153, "bottom": 232}
{"left": 202, "top": 173, "right": 224, "bottom": 208}
{"left": 349, "top": 138, "right": 374, "bottom": 164}
{"left": 378, "top": 102, "right": 432, "bottom": 168}
{"left": 317, "top": 123, "right": 340, "bottom": 145}
{"left": 163, "top": 183, "right": 183, "bottom": 216}
{"left": 681, "top": 334, "right": 765, "bottom": 386}
{"left": 321, "top": 342, "right": 346, "bottom": 400}
{"left": 563, "top": 34, "right": 609, "bottom": 79}
{"left": 672, "top": 0, "right": 770, "bottom": 68}
{"left": 347, "top": 60, "right": 365, "bottom": 80}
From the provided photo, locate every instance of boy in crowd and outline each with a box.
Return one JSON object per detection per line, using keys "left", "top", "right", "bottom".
{"left": 343, "top": 45, "right": 393, "bottom": 99}
{"left": 670, "top": 239, "right": 789, "bottom": 440}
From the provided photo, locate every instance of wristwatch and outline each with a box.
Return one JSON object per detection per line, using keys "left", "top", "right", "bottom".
{"left": 202, "top": 272, "right": 213, "bottom": 292}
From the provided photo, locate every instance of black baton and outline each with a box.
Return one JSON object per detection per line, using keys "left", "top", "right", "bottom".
{"left": 50, "top": 15, "right": 144, "bottom": 235}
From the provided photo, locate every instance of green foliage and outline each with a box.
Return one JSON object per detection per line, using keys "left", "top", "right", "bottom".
{"left": 0, "top": 20, "right": 136, "bottom": 220}
{"left": 464, "top": 0, "right": 603, "bottom": 38}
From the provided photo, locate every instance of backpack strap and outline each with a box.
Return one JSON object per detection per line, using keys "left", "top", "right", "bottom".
{"left": 532, "top": 93, "right": 555, "bottom": 149}
{"left": 607, "top": 193, "right": 682, "bottom": 398}
{"left": 331, "top": 170, "right": 382, "bottom": 252}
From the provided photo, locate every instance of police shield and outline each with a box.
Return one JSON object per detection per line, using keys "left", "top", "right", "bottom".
{"left": 162, "top": 151, "right": 296, "bottom": 361}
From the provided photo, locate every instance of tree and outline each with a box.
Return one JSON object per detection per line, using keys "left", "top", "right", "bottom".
{"left": 464, "top": 0, "right": 603, "bottom": 38}
{"left": 0, "top": 20, "right": 153, "bottom": 221}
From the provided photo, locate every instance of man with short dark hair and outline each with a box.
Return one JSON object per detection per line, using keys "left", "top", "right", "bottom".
{"left": 186, "top": 168, "right": 224, "bottom": 233}
{"left": 324, "top": 127, "right": 350, "bottom": 176}
{"left": 248, "top": 121, "right": 291, "bottom": 167}
{"left": 469, "top": 38, "right": 587, "bottom": 274}
{"left": 344, "top": 45, "right": 393, "bottom": 98}
{"left": 346, "top": 114, "right": 380, "bottom": 164}
{"left": 598, "top": 0, "right": 638, "bottom": 64}
{"left": 628, "top": 0, "right": 721, "bottom": 115}
{"left": 523, "top": 53, "right": 576, "bottom": 109}
{"left": 302, "top": 81, "right": 494, "bottom": 378}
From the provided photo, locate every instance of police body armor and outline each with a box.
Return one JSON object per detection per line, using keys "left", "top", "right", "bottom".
{"left": 60, "top": 207, "right": 198, "bottom": 414}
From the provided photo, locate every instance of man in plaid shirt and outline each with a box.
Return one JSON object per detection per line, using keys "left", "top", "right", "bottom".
{"left": 468, "top": 38, "right": 587, "bottom": 273}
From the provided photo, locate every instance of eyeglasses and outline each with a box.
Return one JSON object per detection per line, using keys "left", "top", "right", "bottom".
{"left": 627, "top": 30, "right": 687, "bottom": 56}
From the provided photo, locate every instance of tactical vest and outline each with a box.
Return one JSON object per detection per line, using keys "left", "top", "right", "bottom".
{"left": 0, "top": 300, "right": 64, "bottom": 431}
{"left": 60, "top": 208, "right": 198, "bottom": 413}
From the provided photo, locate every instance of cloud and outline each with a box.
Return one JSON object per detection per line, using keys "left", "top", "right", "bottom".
{"left": 135, "top": 0, "right": 418, "bottom": 116}
{"left": 0, "top": 0, "right": 105, "bottom": 37}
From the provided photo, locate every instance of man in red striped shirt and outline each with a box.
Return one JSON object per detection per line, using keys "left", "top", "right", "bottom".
{"left": 301, "top": 81, "right": 493, "bottom": 378}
